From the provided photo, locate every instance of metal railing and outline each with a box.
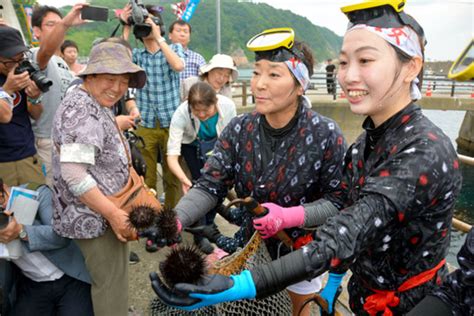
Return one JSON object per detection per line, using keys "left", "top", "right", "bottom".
{"left": 232, "top": 72, "right": 474, "bottom": 105}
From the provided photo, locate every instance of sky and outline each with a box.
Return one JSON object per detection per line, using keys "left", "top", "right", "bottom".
{"left": 37, "top": 0, "right": 473, "bottom": 61}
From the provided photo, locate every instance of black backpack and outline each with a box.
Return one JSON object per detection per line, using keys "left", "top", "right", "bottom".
{"left": 123, "top": 130, "right": 147, "bottom": 177}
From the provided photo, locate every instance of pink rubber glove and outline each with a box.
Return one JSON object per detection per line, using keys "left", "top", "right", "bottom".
{"left": 252, "top": 202, "right": 305, "bottom": 239}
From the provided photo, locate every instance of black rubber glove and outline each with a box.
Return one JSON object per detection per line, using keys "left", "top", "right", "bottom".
{"left": 150, "top": 270, "right": 256, "bottom": 311}
{"left": 185, "top": 224, "right": 222, "bottom": 243}
{"left": 139, "top": 225, "right": 182, "bottom": 252}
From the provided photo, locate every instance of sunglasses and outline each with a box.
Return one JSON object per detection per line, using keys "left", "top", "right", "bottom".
{"left": 0, "top": 56, "right": 25, "bottom": 68}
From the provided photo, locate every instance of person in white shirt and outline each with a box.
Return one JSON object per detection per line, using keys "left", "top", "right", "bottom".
{"left": 167, "top": 81, "right": 236, "bottom": 253}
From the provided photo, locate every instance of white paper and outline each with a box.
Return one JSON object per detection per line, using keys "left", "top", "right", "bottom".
{"left": 11, "top": 195, "right": 39, "bottom": 225}
{"left": 6, "top": 187, "right": 39, "bottom": 210}
{"left": 0, "top": 187, "right": 39, "bottom": 259}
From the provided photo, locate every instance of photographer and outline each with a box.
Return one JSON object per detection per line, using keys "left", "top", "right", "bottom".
{"left": 0, "top": 181, "right": 93, "bottom": 316}
{"left": 0, "top": 26, "right": 44, "bottom": 186}
{"left": 121, "top": 3, "right": 185, "bottom": 209}
{"left": 30, "top": 4, "right": 85, "bottom": 187}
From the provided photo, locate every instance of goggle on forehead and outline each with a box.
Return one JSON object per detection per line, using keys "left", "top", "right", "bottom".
{"left": 342, "top": 4, "right": 427, "bottom": 46}
{"left": 246, "top": 28, "right": 304, "bottom": 62}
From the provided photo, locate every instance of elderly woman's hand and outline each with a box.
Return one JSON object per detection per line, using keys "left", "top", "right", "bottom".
{"left": 107, "top": 207, "right": 137, "bottom": 242}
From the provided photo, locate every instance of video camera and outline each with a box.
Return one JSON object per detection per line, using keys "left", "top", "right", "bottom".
{"left": 14, "top": 59, "right": 53, "bottom": 93}
{"left": 128, "top": 0, "right": 165, "bottom": 38}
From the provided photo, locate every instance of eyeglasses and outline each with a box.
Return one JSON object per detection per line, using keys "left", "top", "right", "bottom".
{"left": 0, "top": 57, "right": 25, "bottom": 68}
{"left": 342, "top": 3, "right": 426, "bottom": 46}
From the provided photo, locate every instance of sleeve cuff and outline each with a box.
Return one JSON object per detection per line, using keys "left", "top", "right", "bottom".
{"left": 60, "top": 143, "right": 96, "bottom": 164}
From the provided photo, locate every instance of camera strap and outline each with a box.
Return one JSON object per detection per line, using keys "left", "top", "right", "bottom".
{"left": 110, "top": 22, "right": 122, "bottom": 38}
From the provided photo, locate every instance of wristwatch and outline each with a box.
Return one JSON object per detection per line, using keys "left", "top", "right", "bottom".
{"left": 0, "top": 90, "right": 14, "bottom": 108}
{"left": 19, "top": 226, "right": 28, "bottom": 240}
{"left": 27, "top": 96, "right": 43, "bottom": 105}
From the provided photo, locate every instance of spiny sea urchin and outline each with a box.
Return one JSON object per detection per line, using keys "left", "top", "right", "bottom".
{"left": 128, "top": 204, "right": 159, "bottom": 231}
{"left": 160, "top": 245, "right": 207, "bottom": 287}
{"left": 156, "top": 207, "right": 179, "bottom": 239}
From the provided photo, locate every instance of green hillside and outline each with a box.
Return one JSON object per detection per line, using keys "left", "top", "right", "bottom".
{"left": 60, "top": 1, "right": 342, "bottom": 63}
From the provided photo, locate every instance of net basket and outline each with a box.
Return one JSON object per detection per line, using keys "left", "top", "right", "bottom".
{"left": 150, "top": 232, "right": 292, "bottom": 315}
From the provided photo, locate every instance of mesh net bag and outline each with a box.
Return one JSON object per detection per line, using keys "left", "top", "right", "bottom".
{"left": 150, "top": 232, "right": 292, "bottom": 315}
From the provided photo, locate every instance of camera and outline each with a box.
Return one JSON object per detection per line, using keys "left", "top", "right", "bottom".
{"left": 14, "top": 60, "right": 53, "bottom": 93}
{"left": 127, "top": 0, "right": 165, "bottom": 38}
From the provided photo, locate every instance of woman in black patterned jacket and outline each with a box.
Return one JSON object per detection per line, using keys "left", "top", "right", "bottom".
{"left": 165, "top": 37, "right": 347, "bottom": 315}
{"left": 151, "top": 5, "right": 463, "bottom": 316}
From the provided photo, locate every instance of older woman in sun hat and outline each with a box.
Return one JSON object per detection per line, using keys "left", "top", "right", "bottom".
{"left": 51, "top": 41, "right": 146, "bottom": 316}
{"left": 181, "top": 53, "right": 239, "bottom": 100}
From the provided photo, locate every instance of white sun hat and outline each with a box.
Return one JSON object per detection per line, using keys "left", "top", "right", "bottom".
{"left": 199, "top": 54, "right": 239, "bottom": 81}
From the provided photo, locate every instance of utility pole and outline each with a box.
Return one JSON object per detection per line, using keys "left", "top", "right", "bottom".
{"left": 216, "top": 0, "right": 221, "bottom": 53}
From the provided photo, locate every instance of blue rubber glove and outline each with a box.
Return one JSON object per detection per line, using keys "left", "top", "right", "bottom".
{"left": 320, "top": 272, "right": 345, "bottom": 315}
{"left": 150, "top": 270, "right": 256, "bottom": 311}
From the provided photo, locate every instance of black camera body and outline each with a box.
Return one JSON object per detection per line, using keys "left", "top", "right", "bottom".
{"left": 128, "top": 0, "right": 165, "bottom": 38}
{"left": 14, "top": 60, "right": 53, "bottom": 93}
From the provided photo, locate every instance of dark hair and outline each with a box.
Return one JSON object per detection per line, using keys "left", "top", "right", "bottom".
{"left": 392, "top": 43, "right": 424, "bottom": 91}
{"left": 60, "top": 39, "right": 79, "bottom": 54}
{"left": 293, "top": 41, "right": 315, "bottom": 77}
{"left": 145, "top": 5, "right": 163, "bottom": 20}
{"left": 188, "top": 82, "right": 218, "bottom": 109}
{"left": 169, "top": 20, "right": 192, "bottom": 34}
{"left": 32, "top": 5, "right": 62, "bottom": 28}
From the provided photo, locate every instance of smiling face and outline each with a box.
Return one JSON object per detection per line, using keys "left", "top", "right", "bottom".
{"left": 84, "top": 74, "right": 130, "bottom": 108}
{"left": 206, "top": 68, "right": 232, "bottom": 91}
{"left": 250, "top": 59, "right": 302, "bottom": 128}
{"left": 337, "top": 29, "right": 419, "bottom": 126}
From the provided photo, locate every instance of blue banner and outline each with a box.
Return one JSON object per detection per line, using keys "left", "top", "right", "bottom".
{"left": 181, "top": 0, "right": 200, "bottom": 22}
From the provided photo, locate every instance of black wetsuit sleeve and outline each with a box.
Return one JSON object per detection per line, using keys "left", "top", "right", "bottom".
{"left": 175, "top": 187, "right": 218, "bottom": 227}
{"left": 248, "top": 193, "right": 394, "bottom": 297}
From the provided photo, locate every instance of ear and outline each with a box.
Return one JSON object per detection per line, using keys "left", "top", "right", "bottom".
{"left": 32, "top": 26, "right": 41, "bottom": 40}
{"left": 297, "top": 85, "right": 304, "bottom": 96}
{"left": 403, "top": 56, "right": 423, "bottom": 83}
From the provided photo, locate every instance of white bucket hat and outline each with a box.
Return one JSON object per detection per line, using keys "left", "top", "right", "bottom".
{"left": 199, "top": 54, "right": 239, "bottom": 81}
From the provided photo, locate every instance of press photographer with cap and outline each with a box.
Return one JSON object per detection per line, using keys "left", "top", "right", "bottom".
{"left": 0, "top": 25, "right": 44, "bottom": 186}
{"left": 51, "top": 41, "right": 146, "bottom": 316}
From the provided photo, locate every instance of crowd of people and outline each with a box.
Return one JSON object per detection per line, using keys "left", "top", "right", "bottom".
{"left": 0, "top": 1, "right": 472, "bottom": 316}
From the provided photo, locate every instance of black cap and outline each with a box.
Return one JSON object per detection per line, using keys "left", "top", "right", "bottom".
{"left": 0, "top": 26, "right": 28, "bottom": 58}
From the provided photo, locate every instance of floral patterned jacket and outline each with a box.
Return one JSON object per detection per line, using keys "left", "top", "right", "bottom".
{"left": 194, "top": 97, "right": 347, "bottom": 255}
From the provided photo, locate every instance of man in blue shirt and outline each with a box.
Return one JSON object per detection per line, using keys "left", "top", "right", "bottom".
{"left": 121, "top": 5, "right": 185, "bottom": 209}
{"left": 168, "top": 20, "right": 205, "bottom": 81}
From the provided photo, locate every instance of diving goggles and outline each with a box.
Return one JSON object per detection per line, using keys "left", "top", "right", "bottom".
{"left": 448, "top": 39, "right": 474, "bottom": 81}
{"left": 341, "top": 0, "right": 426, "bottom": 45}
{"left": 246, "top": 28, "right": 304, "bottom": 62}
